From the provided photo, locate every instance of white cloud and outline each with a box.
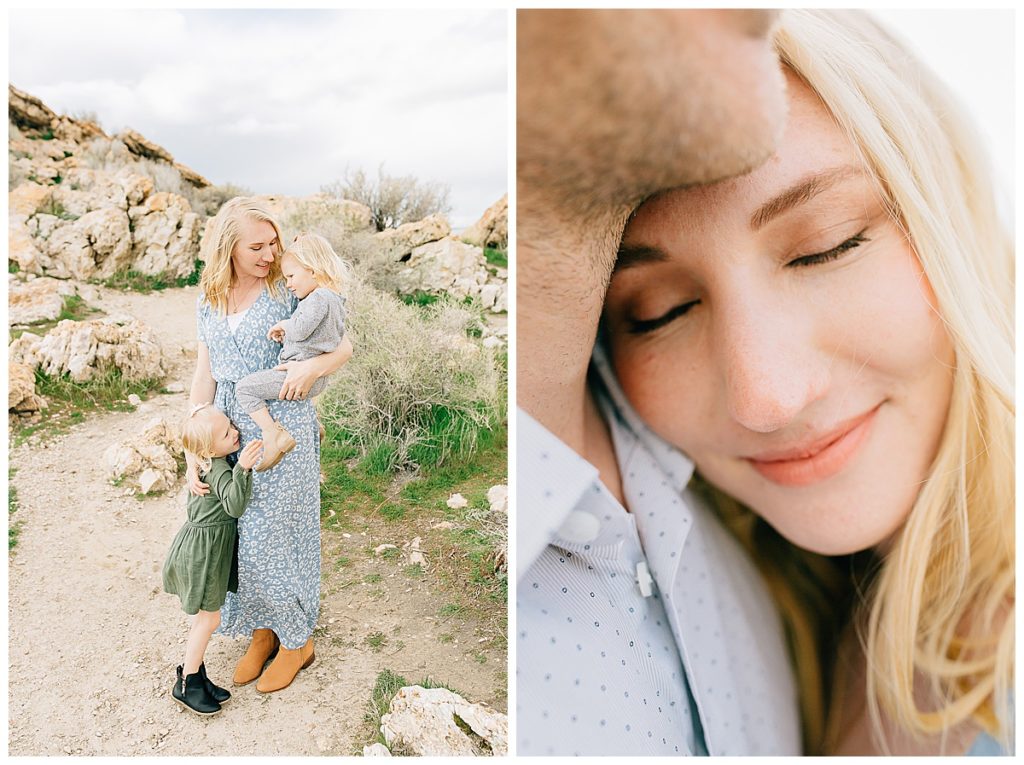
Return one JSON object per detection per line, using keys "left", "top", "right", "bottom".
{"left": 9, "top": 8, "right": 508, "bottom": 227}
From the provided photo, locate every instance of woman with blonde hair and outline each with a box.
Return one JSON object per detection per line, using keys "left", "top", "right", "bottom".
{"left": 600, "top": 9, "right": 1012, "bottom": 755}
{"left": 187, "top": 197, "right": 353, "bottom": 694}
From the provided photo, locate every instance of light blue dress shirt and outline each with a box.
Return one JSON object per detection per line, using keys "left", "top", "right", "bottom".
{"left": 516, "top": 349, "right": 802, "bottom": 756}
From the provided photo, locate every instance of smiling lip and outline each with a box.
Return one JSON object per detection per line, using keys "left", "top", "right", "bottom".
{"left": 746, "top": 404, "right": 881, "bottom": 487}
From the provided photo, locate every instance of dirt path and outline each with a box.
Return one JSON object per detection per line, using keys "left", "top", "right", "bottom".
{"left": 7, "top": 285, "right": 506, "bottom": 756}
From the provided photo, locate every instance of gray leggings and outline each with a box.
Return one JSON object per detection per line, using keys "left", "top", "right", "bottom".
{"left": 235, "top": 369, "right": 328, "bottom": 417}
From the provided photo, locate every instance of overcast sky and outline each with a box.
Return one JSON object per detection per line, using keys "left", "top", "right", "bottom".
{"left": 9, "top": 8, "right": 508, "bottom": 229}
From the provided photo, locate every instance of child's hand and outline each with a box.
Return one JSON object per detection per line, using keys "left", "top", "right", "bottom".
{"left": 267, "top": 322, "right": 286, "bottom": 343}
{"left": 238, "top": 439, "right": 264, "bottom": 470}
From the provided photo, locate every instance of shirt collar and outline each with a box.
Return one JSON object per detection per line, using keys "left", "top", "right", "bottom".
{"left": 591, "top": 342, "right": 695, "bottom": 493}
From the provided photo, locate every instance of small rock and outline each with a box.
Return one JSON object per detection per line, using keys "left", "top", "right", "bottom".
{"left": 487, "top": 484, "right": 508, "bottom": 513}
{"left": 363, "top": 742, "right": 392, "bottom": 756}
{"left": 446, "top": 493, "right": 468, "bottom": 509}
{"left": 342, "top": 533, "right": 352, "bottom": 539}
{"left": 128, "top": 393, "right": 143, "bottom": 406}
{"left": 374, "top": 544, "right": 397, "bottom": 555}
{"left": 164, "top": 381, "right": 186, "bottom": 393}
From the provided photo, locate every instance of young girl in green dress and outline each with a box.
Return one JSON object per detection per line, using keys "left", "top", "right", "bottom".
{"left": 163, "top": 404, "right": 263, "bottom": 715}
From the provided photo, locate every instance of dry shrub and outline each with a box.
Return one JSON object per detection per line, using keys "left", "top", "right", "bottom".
{"left": 317, "top": 277, "right": 502, "bottom": 471}
{"left": 281, "top": 201, "right": 397, "bottom": 292}
{"left": 322, "top": 164, "right": 451, "bottom": 231}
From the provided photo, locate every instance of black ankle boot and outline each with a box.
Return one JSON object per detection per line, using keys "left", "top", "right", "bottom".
{"left": 172, "top": 665, "right": 221, "bottom": 715}
{"left": 198, "top": 662, "right": 231, "bottom": 704}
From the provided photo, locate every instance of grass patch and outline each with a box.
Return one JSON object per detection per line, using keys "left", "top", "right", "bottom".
{"left": 378, "top": 503, "right": 405, "bottom": 522}
{"left": 483, "top": 247, "right": 507, "bottom": 269}
{"left": 438, "top": 602, "right": 465, "bottom": 618}
{"left": 438, "top": 633, "right": 454, "bottom": 644}
{"left": 11, "top": 368, "right": 163, "bottom": 445}
{"left": 99, "top": 259, "right": 203, "bottom": 293}
{"left": 363, "top": 573, "right": 382, "bottom": 584}
{"left": 358, "top": 669, "right": 465, "bottom": 755}
{"left": 318, "top": 278, "right": 503, "bottom": 472}
{"left": 9, "top": 295, "right": 102, "bottom": 341}
{"left": 9, "top": 468, "right": 22, "bottom": 551}
{"left": 365, "top": 631, "right": 388, "bottom": 652}
{"left": 39, "top": 198, "right": 77, "bottom": 221}
{"left": 56, "top": 295, "right": 96, "bottom": 322}
{"left": 399, "top": 290, "right": 440, "bottom": 308}
{"left": 403, "top": 563, "right": 424, "bottom": 578}
{"left": 9, "top": 261, "right": 20, "bottom": 274}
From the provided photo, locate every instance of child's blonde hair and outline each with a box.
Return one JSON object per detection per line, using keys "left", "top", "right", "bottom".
{"left": 284, "top": 232, "right": 353, "bottom": 297}
{"left": 181, "top": 404, "right": 221, "bottom": 476}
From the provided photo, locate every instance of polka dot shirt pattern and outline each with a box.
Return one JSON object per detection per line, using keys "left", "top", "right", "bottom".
{"left": 516, "top": 350, "right": 801, "bottom": 756}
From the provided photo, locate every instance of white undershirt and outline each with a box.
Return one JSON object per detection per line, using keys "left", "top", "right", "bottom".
{"left": 226, "top": 306, "right": 249, "bottom": 333}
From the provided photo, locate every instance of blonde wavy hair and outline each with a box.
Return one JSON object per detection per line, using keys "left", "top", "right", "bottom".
{"left": 284, "top": 232, "right": 353, "bottom": 297}
{"left": 199, "top": 197, "right": 286, "bottom": 314}
{"left": 180, "top": 404, "right": 223, "bottom": 476}
{"left": 708, "top": 9, "right": 1013, "bottom": 755}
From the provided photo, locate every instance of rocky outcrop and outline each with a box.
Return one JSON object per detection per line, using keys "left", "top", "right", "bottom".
{"left": 394, "top": 237, "right": 507, "bottom": 313}
{"left": 9, "top": 86, "right": 207, "bottom": 281}
{"left": 104, "top": 417, "right": 183, "bottom": 494}
{"left": 9, "top": 85, "right": 60, "bottom": 132}
{"left": 118, "top": 128, "right": 174, "bottom": 164}
{"left": 379, "top": 686, "right": 507, "bottom": 756}
{"left": 10, "top": 166, "right": 197, "bottom": 280}
{"left": 116, "top": 129, "right": 209, "bottom": 188}
{"left": 8, "top": 274, "right": 77, "bottom": 325}
{"left": 10, "top": 318, "right": 165, "bottom": 383}
{"left": 374, "top": 214, "right": 450, "bottom": 262}
{"left": 461, "top": 195, "right": 507, "bottom": 250}
{"left": 129, "top": 192, "right": 202, "bottom": 277}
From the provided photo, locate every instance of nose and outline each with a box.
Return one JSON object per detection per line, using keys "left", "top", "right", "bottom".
{"left": 716, "top": 298, "right": 829, "bottom": 433}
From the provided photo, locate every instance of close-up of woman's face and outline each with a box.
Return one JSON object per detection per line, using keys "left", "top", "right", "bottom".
{"left": 231, "top": 215, "right": 279, "bottom": 281}
{"left": 604, "top": 71, "right": 956, "bottom": 556}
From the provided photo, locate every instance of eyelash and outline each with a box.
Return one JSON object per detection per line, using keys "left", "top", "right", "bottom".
{"left": 627, "top": 229, "right": 870, "bottom": 335}
{"left": 787, "top": 229, "right": 869, "bottom": 267}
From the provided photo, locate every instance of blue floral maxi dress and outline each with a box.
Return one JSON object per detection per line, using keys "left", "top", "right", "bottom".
{"left": 197, "top": 286, "right": 321, "bottom": 650}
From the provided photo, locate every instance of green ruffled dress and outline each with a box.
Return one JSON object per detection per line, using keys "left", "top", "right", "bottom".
{"left": 162, "top": 457, "right": 253, "bottom": 615}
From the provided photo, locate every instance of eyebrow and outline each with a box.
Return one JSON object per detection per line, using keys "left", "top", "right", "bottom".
{"left": 614, "top": 245, "right": 670, "bottom": 273}
{"left": 750, "top": 165, "right": 865, "bottom": 230}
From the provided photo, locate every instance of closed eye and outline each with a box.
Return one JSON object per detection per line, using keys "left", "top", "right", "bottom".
{"left": 787, "top": 230, "right": 869, "bottom": 268}
{"left": 629, "top": 300, "right": 700, "bottom": 334}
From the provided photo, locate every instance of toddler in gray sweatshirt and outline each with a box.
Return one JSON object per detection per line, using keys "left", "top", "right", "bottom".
{"left": 235, "top": 233, "right": 349, "bottom": 470}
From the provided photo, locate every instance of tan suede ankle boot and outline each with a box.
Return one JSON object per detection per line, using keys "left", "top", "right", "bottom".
{"left": 255, "top": 424, "right": 297, "bottom": 472}
{"left": 256, "top": 638, "right": 315, "bottom": 693}
{"left": 233, "top": 628, "right": 280, "bottom": 685}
